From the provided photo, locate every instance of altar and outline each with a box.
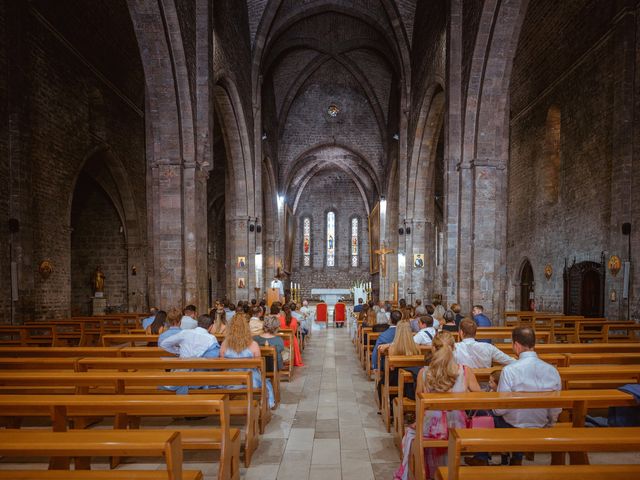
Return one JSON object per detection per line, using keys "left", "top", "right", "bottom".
{"left": 311, "top": 288, "right": 351, "bottom": 320}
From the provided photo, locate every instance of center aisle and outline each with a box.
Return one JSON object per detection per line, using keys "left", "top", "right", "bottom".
{"left": 243, "top": 325, "right": 397, "bottom": 480}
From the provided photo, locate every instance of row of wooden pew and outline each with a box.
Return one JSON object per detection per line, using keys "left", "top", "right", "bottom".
{"left": 504, "top": 311, "right": 640, "bottom": 342}
{"left": 0, "top": 314, "right": 148, "bottom": 347}
{"left": 351, "top": 317, "right": 640, "bottom": 480}
{"left": 0, "top": 322, "right": 308, "bottom": 479}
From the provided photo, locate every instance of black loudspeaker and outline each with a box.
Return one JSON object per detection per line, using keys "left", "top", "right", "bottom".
{"left": 8, "top": 218, "right": 19, "bottom": 233}
{"left": 622, "top": 222, "right": 631, "bottom": 235}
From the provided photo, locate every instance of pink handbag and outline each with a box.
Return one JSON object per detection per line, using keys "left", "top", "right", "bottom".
{"left": 466, "top": 412, "right": 495, "bottom": 429}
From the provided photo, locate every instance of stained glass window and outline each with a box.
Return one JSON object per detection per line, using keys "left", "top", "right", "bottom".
{"left": 351, "top": 218, "right": 358, "bottom": 267}
{"left": 303, "top": 218, "right": 311, "bottom": 266}
{"left": 326, "top": 212, "right": 335, "bottom": 267}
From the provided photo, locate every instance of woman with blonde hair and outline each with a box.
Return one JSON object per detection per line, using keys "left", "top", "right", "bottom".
{"left": 394, "top": 331, "right": 480, "bottom": 480}
{"left": 219, "top": 313, "right": 275, "bottom": 408}
{"left": 377, "top": 320, "right": 421, "bottom": 409}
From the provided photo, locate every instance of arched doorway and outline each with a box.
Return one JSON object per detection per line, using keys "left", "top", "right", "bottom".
{"left": 519, "top": 260, "right": 534, "bottom": 311}
{"left": 564, "top": 261, "right": 604, "bottom": 317}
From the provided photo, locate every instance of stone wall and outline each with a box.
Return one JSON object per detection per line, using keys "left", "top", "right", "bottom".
{"left": 0, "top": 1, "right": 145, "bottom": 322}
{"left": 70, "top": 179, "right": 127, "bottom": 315}
{"left": 507, "top": 0, "right": 636, "bottom": 318}
{"left": 290, "top": 170, "right": 371, "bottom": 300}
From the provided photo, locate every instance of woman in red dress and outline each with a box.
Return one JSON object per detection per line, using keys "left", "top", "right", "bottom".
{"left": 279, "top": 303, "right": 304, "bottom": 366}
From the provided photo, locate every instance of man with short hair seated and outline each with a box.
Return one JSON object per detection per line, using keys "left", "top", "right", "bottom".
{"left": 180, "top": 304, "right": 198, "bottom": 329}
{"left": 413, "top": 315, "right": 437, "bottom": 345}
{"left": 455, "top": 318, "right": 515, "bottom": 368}
{"left": 158, "top": 307, "right": 182, "bottom": 343}
{"left": 371, "top": 310, "right": 402, "bottom": 371}
{"left": 467, "top": 326, "right": 561, "bottom": 466}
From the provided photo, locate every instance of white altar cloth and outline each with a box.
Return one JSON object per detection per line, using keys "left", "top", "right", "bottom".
{"left": 311, "top": 288, "right": 351, "bottom": 321}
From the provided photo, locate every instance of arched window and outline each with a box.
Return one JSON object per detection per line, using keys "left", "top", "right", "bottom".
{"left": 543, "top": 105, "right": 561, "bottom": 204}
{"left": 351, "top": 217, "right": 359, "bottom": 266}
{"left": 326, "top": 211, "right": 335, "bottom": 267}
{"left": 303, "top": 217, "right": 311, "bottom": 266}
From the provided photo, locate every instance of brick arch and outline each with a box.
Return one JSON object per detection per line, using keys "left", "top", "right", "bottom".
{"left": 214, "top": 81, "right": 255, "bottom": 217}
{"left": 406, "top": 86, "right": 446, "bottom": 220}
{"left": 68, "top": 145, "right": 143, "bottom": 251}
{"left": 252, "top": 0, "right": 411, "bottom": 103}
{"left": 126, "top": 0, "right": 195, "bottom": 168}
{"left": 464, "top": 0, "right": 530, "bottom": 165}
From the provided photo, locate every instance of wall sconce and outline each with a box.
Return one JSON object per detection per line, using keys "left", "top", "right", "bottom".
{"left": 262, "top": 131, "right": 268, "bottom": 140}
{"left": 392, "top": 133, "right": 399, "bottom": 140}
{"left": 277, "top": 195, "right": 285, "bottom": 208}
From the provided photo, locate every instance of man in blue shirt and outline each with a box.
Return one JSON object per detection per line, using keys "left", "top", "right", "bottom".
{"left": 353, "top": 298, "right": 364, "bottom": 314}
{"left": 158, "top": 308, "right": 182, "bottom": 344}
{"left": 371, "top": 310, "right": 402, "bottom": 370}
{"left": 472, "top": 305, "right": 491, "bottom": 327}
{"left": 142, "top": 307, "right": 158, "bottom": 329}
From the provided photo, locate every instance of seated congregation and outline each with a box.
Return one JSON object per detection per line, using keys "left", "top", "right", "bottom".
{"left": 0, "top": 299, "right": 315, "bottom": 479}
{"left": 353, "top": 299, "right": 640, "bottom": 480}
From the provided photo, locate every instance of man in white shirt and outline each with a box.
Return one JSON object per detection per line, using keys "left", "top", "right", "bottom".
{"left": 454, "top": 319, "right": 516, "bottom": 368}
{"left": 180, "top": 305, "right": 198, "bottom": 329}
{"left": 468, "top": 326, "right": 561, "bottom": 466}
{"left": 413, "top": 316, "right": 437, "bottom": 345}
{"left": 159, "top": 314, "right": 220, "bottom": 394}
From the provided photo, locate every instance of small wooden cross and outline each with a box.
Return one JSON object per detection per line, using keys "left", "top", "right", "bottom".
{"left": 373, "top": 243, "right": 394, "bottom": 277}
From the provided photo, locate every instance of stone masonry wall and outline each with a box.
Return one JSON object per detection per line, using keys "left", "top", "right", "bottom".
{"left": 70, "top": 181, "right": 127, "bottom": 315}
{"left": 507, "top": 0, "right": 633, "bottom": 317}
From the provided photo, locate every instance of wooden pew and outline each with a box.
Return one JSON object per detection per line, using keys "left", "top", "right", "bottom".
{"left": 259, "top": 345, "right": 281, "bottom": 406}
{"left": 26, "top": 320, "right": 86, "bottom": 346}
{"left": 0, "top": 430, "right": 192, "bottom": 480}
{"left": 442, "top": 427, "right": 640, "bottom": 480}
{"left": 102, "top": 334, "right": 159, "bottom": 347}
{"left": 494, "top": 342, "right": 640, "bottom": 354}
{"left": 564, "top": 352, "right": 640, "bottom": 365}
{"left": 411, "top": 390, "right": 636, "bottom": 480}
{"left": 381, "top": 355, "right": 426, "bottom": 432}
{"left": 76, "top": 356, "right": 271, "bottom": 435}
{"left": 0, "top": 371, "right": 256, "bottom": 468}
{"left": 0, "top": 346, "right": 122, "bottom": 357}
{"left": 0, "top": 394, "right": 237, "bottom": 480}
{"left": 471, "top": 365, "right": 640, "bottom": 390}
{"left": 365, "top": 331, "right": 381, "bottom": 379}
{"left": 277, "top": 329, "right": 295, "bottom": 382}
{"left": 436, "top": 464, "right": 640, "bottom": 480}
{"left": 0, "top": 324, "right": 54, "bottom": 346}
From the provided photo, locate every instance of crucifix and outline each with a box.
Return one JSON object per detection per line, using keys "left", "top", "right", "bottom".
{"left": 373, "top": 242, "right": 394, "bottom": 277}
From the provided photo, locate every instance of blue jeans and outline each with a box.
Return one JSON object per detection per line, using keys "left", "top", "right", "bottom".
{"left": 475, "top": 415, "right": 523, "bottom": 462}
{"left": 164, "top": 344, "right": 221, "bottom": 395}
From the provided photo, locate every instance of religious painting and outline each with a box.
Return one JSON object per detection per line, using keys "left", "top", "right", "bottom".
{"left": 283, "top": 204, "right": 296, "bottom": 274}
{"left": 237, "top": 277, "right": 246, "bottom": 289}
{"left": 544, "top": 264, "right": 553, "bottom": 280}
{"left": 413, "top": 254, "right": 424, "bottom": 269}
{"left": 368, "top": 202, "right": 380, "bottom": 274}
{"left": 38, "top": 260, "right": 53, "bottom": 280}
{"left": 608, "top": 255, "right": 621, "bottom": 276}
{"left": 236, "top": 256, "right": 246, "bottom": 269}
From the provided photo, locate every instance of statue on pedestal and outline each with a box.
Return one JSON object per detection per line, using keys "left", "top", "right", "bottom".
{"left": 92, "top": 266, "right": 106, "bottom": 295}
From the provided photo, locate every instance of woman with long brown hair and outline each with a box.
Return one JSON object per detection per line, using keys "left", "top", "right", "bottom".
{"left": 394, "top": 331, "right": 480, "bottom": 480}
{"left": 377, "top": 320, "right": 420, "bottom": 406}
{"left": 145, "top": 310, "right": 168, "bottom": 335}
{"left": 219, "top": 313, "right": 275, "bottom": 408}
{"left": 279, "top": 304, "right": 303, "bottom": 366}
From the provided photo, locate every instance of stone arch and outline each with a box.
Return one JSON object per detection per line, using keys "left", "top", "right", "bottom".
{"left": 214, "top": 81, "right": 254, "bottom": 218}
{"left": 406, "top": 86, "right": 446, "bottom": 220}
{"left": 252, "top": 0, "right": 411, "bottom": 104}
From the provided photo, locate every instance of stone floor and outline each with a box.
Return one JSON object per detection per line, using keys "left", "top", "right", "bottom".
{"left": 2, "top": 325, "right": 639, "bottom": 478}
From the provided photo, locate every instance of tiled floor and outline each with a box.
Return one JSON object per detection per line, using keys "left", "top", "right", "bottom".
{"left": 241, "top": 324, "right": 397, "bottom": 480}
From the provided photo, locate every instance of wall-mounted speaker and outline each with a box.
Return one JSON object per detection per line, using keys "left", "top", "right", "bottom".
{"left": 622, "top": 222, "right": 631, "bottom": 235}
